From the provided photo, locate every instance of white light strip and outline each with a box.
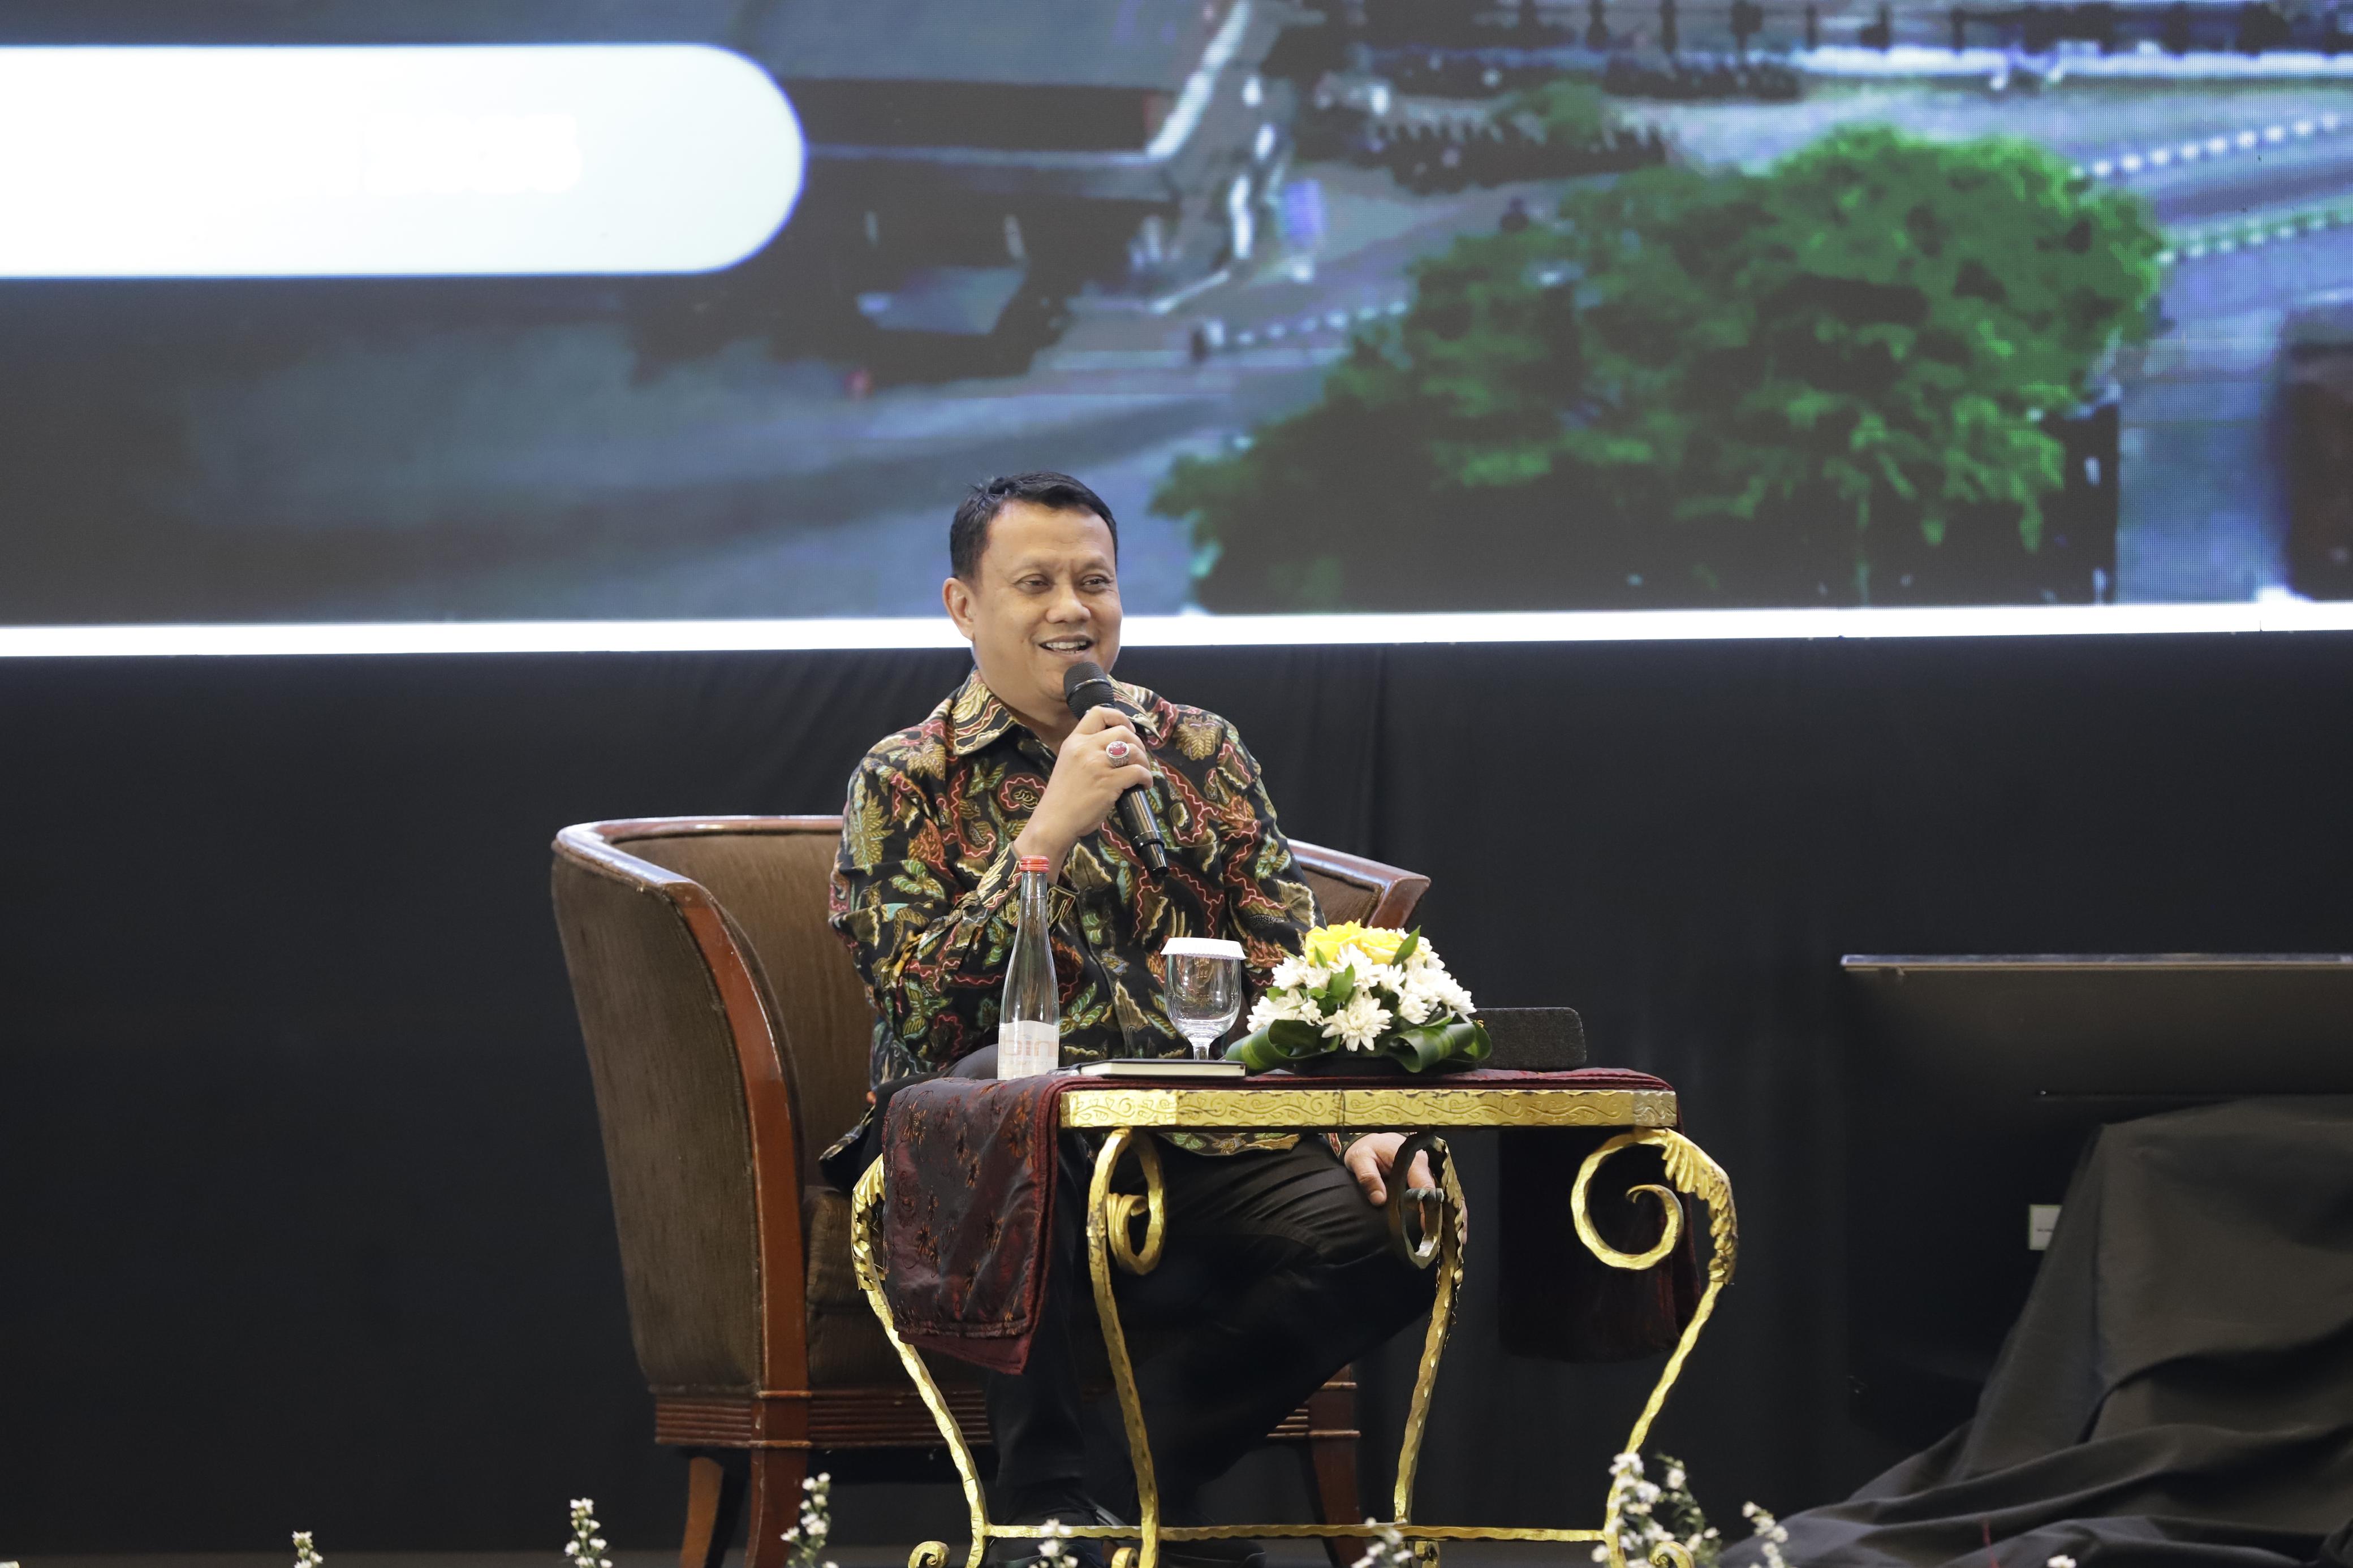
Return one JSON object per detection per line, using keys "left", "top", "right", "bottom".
{"left": 0, "top": 46, "right": 803, "bottom": 277}
{"left": 1145, "top": 0, "right": 1255, "bottom": 160}
{"left": 6, "top": 602, "right": 2353, "bottom": 658}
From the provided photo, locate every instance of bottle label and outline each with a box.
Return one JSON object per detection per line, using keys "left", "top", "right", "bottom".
{"left": 997, "top": 1019, "right": 1061, "bottom": 1079}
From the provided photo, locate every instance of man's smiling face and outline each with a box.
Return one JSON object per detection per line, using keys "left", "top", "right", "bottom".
{"left": 942, "top": 498, "right": 1122, "bottom": 746}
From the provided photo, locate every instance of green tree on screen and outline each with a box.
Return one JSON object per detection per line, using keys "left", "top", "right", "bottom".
{"left": 1158, "top": 125, "right": 2164, "bottom": 609}
{"left": 1500, "top": 77, "right": 1615, "bottom": 146}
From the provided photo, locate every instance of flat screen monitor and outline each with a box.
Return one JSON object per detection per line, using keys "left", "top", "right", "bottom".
{"left": 1839, "top": 953, "right": 2353, "bottom": 1448}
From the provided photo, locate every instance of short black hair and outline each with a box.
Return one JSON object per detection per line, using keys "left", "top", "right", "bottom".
{"left": 950, "top": 471, "right": 1119, "bottom": 581}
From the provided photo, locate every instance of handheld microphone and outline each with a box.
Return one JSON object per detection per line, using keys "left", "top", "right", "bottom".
{"left": 1062, "top": 660, "right": 1171, "bottom": 875}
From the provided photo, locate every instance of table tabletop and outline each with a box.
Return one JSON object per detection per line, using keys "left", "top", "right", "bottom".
{"left": 1055, "top": 1076, "right": 1678, "bottom": 1131}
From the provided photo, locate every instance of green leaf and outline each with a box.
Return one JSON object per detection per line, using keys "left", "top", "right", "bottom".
{"left": 1318, "top": 966, "right": 1357, "bottom": 1013}
{"left": 1384, "top": 1020, "right": 1489, "bottom": 1072}
{"left": 1385, "top": 1026, "right": 1455, "bottom": 1072}
{"left": 1226, "top": 1029, "right": 1286, "bottom": 1071}
{"left": 1227, "top": 1020, "right": 1329, "bottom": 1070}
{"left": 1266, "top": 1018, "right": 1324, "bottom": 1053}
{"left": 1391, "top": 928, "right": 1422, "bottom": 966}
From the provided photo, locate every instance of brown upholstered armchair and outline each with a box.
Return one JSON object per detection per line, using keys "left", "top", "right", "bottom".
{"left": 551, "top": 816, "right": 1430, "bottom": 1568}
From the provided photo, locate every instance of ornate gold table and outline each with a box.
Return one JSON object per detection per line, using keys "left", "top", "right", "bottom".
{"left": 850, "top": 1081, "right": 1735, "bottom": 1568}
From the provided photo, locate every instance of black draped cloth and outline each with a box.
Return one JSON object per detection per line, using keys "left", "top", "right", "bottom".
{"left": 1725, "top": 1097, "right": 2353, "bottom": 1568}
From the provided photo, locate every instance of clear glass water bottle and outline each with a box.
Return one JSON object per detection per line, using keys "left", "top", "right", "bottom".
{"left": 997, "top": 854, "right": 1061, "bottom": 1079}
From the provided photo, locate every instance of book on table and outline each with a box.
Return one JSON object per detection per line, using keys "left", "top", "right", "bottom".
{"left": 1076, "top": 1058, "right": 1247, "bottom": 1079}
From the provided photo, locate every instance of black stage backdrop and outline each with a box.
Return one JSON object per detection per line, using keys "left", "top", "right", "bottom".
{"left": 7, "top": 633, "right": 2353, "bottom": 1552}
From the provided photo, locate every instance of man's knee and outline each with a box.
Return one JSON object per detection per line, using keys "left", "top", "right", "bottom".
{"left": 1272, "top": 1158, "right": 1441, "bottom": 1329}
{"left": 1299, "top": 1161, "right": 1440, "bottom": 1335}
{"left": 1290, "top": 1150, "right": 1415, "bottom": 1268}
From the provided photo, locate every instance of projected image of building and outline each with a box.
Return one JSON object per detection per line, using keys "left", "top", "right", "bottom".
{"left": 752, "top": 0, "right": 1294, "bottom": 364}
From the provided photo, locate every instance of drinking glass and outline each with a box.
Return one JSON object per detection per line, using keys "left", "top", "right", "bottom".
{"left": 1162, "top": 938, "right": 1245, "bottom": 1061}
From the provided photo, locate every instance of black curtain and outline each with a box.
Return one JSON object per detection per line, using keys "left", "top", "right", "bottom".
{"left": 6, "top": 633, "right": 2352, "bottom": 1550}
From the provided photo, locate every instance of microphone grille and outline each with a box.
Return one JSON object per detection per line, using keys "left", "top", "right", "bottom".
{"left": 1062, "top": 660, "right": 1116, "bottom": 715}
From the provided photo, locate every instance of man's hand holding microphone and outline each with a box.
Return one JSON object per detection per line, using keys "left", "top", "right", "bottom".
{"left": 1010, "top": 701, "right": 1157, "bottom": 873}
{"left": 1011, "top": 660, "right": 1173, "bottom": 876}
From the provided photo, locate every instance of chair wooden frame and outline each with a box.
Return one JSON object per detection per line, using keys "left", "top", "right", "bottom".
{"left": 555, "top": 815, "right": 1430, "bottom": 1568}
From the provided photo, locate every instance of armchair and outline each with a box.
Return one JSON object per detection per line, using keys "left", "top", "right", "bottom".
{"left": 551, "top": 816, "right": 1428, "bottom": 1568}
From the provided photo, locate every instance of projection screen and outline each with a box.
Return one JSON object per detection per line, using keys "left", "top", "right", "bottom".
{"left": 7, "top": 2, "right": 2353, "bottom": 652}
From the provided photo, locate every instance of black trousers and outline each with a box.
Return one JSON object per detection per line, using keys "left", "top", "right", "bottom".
{"left": 980, "top": 1128, "right": 1440, "bottom": 1518}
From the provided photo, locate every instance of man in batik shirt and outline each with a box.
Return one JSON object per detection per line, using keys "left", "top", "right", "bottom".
{"left": 830, "top": 472, "right": 1437, "bottom": 1568}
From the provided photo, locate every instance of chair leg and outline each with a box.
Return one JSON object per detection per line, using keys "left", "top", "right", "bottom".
{"left": 1299, "top": 1378, "right": 1363, "bottom": 1568}
{"left": 682, "top": 1453, "right": 747, "bottom": 1568}
{"left": 742, "top": 1448, "right": 812, "bottom": 1568}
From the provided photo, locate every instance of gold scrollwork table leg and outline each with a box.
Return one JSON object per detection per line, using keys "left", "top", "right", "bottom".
{"left": 851, "top": 1160, "right": 992, "bottom": 1568}
{"left": 1391, "top": 1135, "right": 1468, "bottom": 1558}
{"left": 1089, "top": 1129, "right": 1167, "bottom": 1568}
{"left": 1568, "top": 1130, "right": 1736, "bottom": 1568}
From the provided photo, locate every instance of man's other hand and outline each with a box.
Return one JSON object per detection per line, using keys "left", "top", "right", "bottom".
{"left": 1343, "top": 1131, "right": 1435, "bottom": 1208}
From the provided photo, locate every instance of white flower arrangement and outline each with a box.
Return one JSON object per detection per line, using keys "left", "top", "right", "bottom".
{"left": 292, "top": 1532, "right": 325, "bottom": 1568}
{"left": 782, "top": 1472, "right": 840, "bottom": 1568}
{"left": 1231, "top": 923, "right": 1490, "bottom": 1072}
{"left": 1593, "top": 1452, "right": 1721, "bottom": 1567}
{"left": 565, "top": 1499, "right": 612, "bottom": 1568}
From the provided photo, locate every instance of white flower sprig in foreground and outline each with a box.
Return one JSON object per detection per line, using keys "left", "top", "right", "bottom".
{"left": 1594, "top": 1452, "right": 1721, "bottom": 1566}
{"left": 1234, "top": 923, "right": 1488, "bottom": 1072}
{"left": 566, "top": 1500, "right": 611, "bottom": 1568}
{"left": 782, "top": 1471, "right": 839, "bottom": 1568}
{"left": 1035, "top": 1518, "right": 1079, "bottom": 1568}
{"left": 292, "top": 1531, "right": 325, "bottom": 1568}
{"left": 1741, "top": 1501, "right": 1789, "bottom": 1568}
{"left": 1350, "top": 1519, "right": 1417, "bottom": 1568}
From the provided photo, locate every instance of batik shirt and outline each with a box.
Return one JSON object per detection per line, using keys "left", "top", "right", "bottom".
{"left": 829, "top": 670, "right": 1320, "bottom": 1151}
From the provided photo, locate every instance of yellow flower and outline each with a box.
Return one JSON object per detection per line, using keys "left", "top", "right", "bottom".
{"left": 1303, "top": 921, "right": 1407, "bottom": 967}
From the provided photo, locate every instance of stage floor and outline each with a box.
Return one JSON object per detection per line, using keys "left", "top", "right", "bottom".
{"left": 19, "top": 1547, "right": 1576, "bottom": 1568}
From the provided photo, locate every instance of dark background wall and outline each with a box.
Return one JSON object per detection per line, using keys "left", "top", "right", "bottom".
{"left": 7, "top": 632, "right": 2352, "bottom": 1552}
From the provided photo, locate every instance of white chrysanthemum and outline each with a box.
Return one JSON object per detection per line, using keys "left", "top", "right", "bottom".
{"left": 1321, "top": 990, "right": 1392, "bottom": 1051}
{"left": 1395, "top": 967, "right": 1471, "bottom": 1024}
{"left": 1429, "top": 971, "right": 1475, "bottom": 1017}
{"left": 1248, "top": 990, "right": 1325, "bottom": 1032}
{"left": 1271, "top": 955, "right": 1329, "bottom": 992}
